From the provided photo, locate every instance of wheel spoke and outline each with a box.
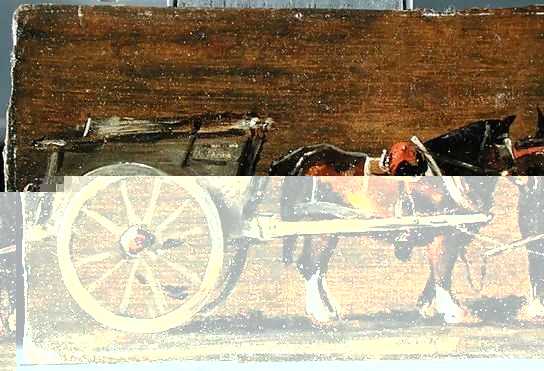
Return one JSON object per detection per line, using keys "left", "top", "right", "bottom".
{"left": 81, "top": 207, "right": 124, "bottom": 236}
{"left": 154, "top": 200, "right": 190, "bottom": 233}
{"left": 146, "top": 298, "right": 157, "bottom": 318}
{"left": 119, "top": 180, "right": 139, "bottom": 226}
{"left": 143, "top": 178, "right": 162, "bottom": 226}
{"left": 142, "top": 260, "right": 167, "bottom": 315}
{"left": 119, "top": 259, "right": 141, "bottom": 314}
{"left": 157, "top": 255, "right": 201, "bottom": 286}
{"left": 86, "top": 259, "right": 126, "bottom": 294}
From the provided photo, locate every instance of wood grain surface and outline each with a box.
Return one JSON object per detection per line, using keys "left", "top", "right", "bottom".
{"left": 7, "top": 5, "right": 544, "bottom": 189}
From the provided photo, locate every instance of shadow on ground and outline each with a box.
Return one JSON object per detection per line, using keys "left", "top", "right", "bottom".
{"left": 169, "top": 299, "right": 542, "bottom": 336}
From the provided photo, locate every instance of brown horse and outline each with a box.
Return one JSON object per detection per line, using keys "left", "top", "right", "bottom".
{"left": 280, "top": 176, "right": 497, "bottom": 324}
{"left": 269, "top": 116, "right": 517, "bottom": 177}
{"left": 272, "top": 116, "right": 532, "bottom": 325}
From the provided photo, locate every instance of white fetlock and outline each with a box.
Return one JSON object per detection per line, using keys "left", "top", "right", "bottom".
{"left": 435, "top": 285, "right": 465, "bottom": 324}
{"left": 527, "top": 297, "right": 544, "bottom": 319}
{"left": 320, "top": 276, "right": 341, "bottom": 318}
{"left": 8, "top": 312, "right": 16, "bottom": 332}
{"left": 305, "top": 273, "right": 332, "bottom": 323}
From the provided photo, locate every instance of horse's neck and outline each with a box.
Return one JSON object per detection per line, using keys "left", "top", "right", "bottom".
{"left": 408, "top": 177, "right": 498, "bottom": 212}
{"left": 428, "top": 126, "right": 487, "bottom": 165}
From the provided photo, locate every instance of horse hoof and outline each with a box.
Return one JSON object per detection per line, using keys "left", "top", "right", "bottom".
{"left": 418, "top": 300, "right": 437, "bottom": 319}
{"left": 517, "top": 298, "right": 544, "bottom": 321}
{"left": 306, "top": 308, "right": 334, "bottom": 323}
{"left": 320, "top": 277, "right": 341, "bottom": 319}
{"left": 527, "top": 298, "right": 544, "bottom": 318}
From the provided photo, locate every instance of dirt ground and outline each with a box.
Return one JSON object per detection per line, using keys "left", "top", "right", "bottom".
{"left": 0, "top": 342, "right": 14, "bottom": 370}
{"left": 20, "top": 177, "right": 544, "bottom": 364}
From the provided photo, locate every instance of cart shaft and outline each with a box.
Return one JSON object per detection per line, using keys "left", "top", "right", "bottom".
{"left": 484, "top": 233, "right": 544, "bottom": 258}
{"left": 243, "top": 213, "right": 492, "bottom": 241}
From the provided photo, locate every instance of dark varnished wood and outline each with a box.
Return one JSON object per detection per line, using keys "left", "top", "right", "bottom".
{"left": 7, "top": 5, "right": 544, "bottom": 189}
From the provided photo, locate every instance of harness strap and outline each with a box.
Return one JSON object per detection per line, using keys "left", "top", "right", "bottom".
{"left": 477, "top": 123, "right": 491, "bottom": 168}
{"left": 459, "top": 250, "right": 487, "bottom": 293}
{"left": 442, "top": 177, "right": 468, "bottom": 207}
{"left": 363, "top": 156, "right": 372, "bottom": 176}
{"left": 410, "top": 136, "right": 442, "bottom": 175}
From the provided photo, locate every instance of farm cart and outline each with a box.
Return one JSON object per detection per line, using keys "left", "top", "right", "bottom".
{"left": 20, "top": 114, "right": 271, "bottom": 191}
{"left": 50, "top": 176, "right": 494, "bottom": 333}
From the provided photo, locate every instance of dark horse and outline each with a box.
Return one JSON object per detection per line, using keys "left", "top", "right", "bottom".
{"left": 271, "top": 117, "right": 518, "bottom": 324}
{"left": 427, "top": 110, "right": 544, "bottom": 322}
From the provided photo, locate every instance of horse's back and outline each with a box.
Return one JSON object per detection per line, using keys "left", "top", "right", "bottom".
{"left": 269, "top": 144, "right": 369, "bottom": 176}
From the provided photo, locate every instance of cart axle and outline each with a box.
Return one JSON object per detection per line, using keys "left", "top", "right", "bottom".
{"left": 119, "top": 226, "right": 156, "bottom": 257}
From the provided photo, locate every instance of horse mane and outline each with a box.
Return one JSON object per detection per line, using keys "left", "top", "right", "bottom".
{"left": 424, "top": 116, "right": 515, "bottom": 157}
{"left": 424, "top": 120, "right": 489, "bottom": 155}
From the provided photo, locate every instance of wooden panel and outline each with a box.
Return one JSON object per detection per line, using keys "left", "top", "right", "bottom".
{"left": 60, "top": 137, "right": 247, "bottom": 176}
{"left": 7, "top": 5, "right": 544, "bottom": 189}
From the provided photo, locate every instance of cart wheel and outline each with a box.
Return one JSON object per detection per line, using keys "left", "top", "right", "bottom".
{"left": 57, "top": 176, "right": 223, "bottom": 333}
{"left": 84, "top": 163, "right": 169, "bottom": 176}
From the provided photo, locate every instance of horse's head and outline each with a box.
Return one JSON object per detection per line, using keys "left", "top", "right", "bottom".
{"left": 387, "top": 141, "right": 428, "bottom": 175}
{"left": 512, "top": 108, "right": 544, "bottom": 175}
{"left": 482, "top": 115, "right": 517, "bottom": 173}
{"left": 424, "top": 116, "right": 516, "bottom": 175}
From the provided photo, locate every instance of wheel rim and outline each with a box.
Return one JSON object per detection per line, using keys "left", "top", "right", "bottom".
{"left": 84, "top": 163, "right": 169, "bottom": 176}
{"left": 57, "top": 176, "right": 223, "bottom": 333}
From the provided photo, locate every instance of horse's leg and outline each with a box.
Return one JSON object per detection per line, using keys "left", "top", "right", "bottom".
{"left": 425, "top": 235, "right": 477, "bottom": 324}
{"left": 297, "top": 235, "right": 339, "bottom": 323}
{"left": 316, "top": 235, "right": 341, "bottom": 319}
{"left": 521, "top": 241, "right": 544, "bottom": 319}
{"left": 417, "top": 272, "right": 437, "bottom": 318}
{"left": 516, "top": 178, "right": 544, "bottom": 320}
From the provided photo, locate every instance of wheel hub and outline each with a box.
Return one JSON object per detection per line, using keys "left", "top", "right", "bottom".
{"left": 119, "top": 226, "right": 156, "bottom": 257}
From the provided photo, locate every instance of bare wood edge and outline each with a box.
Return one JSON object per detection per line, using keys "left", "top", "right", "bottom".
{"left": 0, "top": 245, "right": 16, "bottom": 255}
{"left": 83, "top": 116, "right": 274, "bottom": 140}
